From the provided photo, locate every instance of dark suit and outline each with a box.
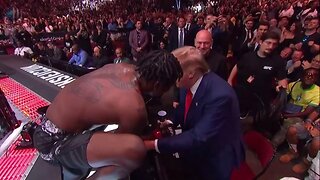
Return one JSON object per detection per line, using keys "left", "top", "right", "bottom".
{"left": 239, "top": 42, "right": 260, "bottom": 56}
{"left": 233, "top": 27, "right": 254, "bottom": 58}
{"left": 205, "top": 50, "right": 228, "bottom": 80}
{"left": 236, "top": 27, "right": 254, "bottom": 46}
{"left": 185, "top": 23, "right": 197, "bottom": 32}
{"left": 184, "top": 23, "right": 198, "bottom": 46}
{"left": 168, "top": 27, "right": 188, "bottom": 52}
{"left": 158, "top": 72, "right": 245, "bottom": 180}
{"left": 184, "top": 24, "right": 204, "bottom": 47}
{"left": 129, "top": 29, "right": 149, "bottom": 60}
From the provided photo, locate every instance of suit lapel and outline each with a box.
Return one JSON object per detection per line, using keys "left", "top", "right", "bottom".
{"left": 184, "top": 74, "right": 208, "bottom": 125}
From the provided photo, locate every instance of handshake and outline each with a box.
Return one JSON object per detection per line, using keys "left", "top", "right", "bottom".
{"left": 144, "top": 119, "right": 176, "bottom": 151}
{"left": 152, "top": 119, "right": 175, "bottom": 139}
{"left": 143, "top": 111, "right": 178, "bottom": 151}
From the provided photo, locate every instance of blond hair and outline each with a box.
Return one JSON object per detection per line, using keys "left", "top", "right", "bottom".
{"left": 171, "top": 46, "right": 209, "bottom": 74}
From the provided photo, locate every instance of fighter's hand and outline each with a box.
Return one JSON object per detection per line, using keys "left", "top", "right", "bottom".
{"left": 158, "top": 119, "right": 175, "bottom": 137}
{"left": 144, "top": 140, "right": 155, "bottom": 150}
{"left": 158, "top": 119, "right": 173, "bottom": 129}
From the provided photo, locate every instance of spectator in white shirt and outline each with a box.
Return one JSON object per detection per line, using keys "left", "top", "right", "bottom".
{"left": 14, "top": 41, "right": 33, "bottom": 58}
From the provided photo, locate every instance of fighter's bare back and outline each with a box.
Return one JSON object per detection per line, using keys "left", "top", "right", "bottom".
{"left": 46, "top": 63, "right": 148, "bottom": 134}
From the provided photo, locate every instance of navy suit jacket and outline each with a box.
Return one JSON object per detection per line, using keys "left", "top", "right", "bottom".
{"left": 167, "top": 27, "right": 188, "bottom": 52}
{"left": 158, "top": 72, "right": 244, "bottom": 180}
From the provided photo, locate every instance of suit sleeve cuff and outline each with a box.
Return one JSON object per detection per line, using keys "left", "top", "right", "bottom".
{"left": 155, "top": 139, "right": 160, "bottom": 153}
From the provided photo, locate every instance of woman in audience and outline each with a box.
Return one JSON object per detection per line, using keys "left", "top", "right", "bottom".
{"left": 280, "top": 21, "right": 302, "bottom": 50}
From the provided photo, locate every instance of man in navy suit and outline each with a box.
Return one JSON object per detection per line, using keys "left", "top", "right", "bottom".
{"left": 144, "top": 46, "right": 244, "bottom": 180}
{"left": 167, "top": 17, "right": 188, "bottom": 51}
{"left": 233, "top": 17, "right": 255, "bottom": 59}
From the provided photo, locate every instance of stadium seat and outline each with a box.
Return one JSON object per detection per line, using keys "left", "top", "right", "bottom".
{"left": 231, "top": 130, "right": 275, "bottom": 180}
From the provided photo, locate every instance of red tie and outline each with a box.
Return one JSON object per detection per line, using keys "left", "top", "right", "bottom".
{"left": 184, "top": 89, "right": 193, "bottom": 122}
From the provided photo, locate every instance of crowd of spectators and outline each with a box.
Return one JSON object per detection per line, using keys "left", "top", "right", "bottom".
{"left": 0, "top": 0, "right": 320, "bottom": 178}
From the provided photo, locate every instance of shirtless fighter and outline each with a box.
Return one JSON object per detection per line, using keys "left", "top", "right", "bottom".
{"left": 32, "top": 50, "right": 183, "bottom": 179}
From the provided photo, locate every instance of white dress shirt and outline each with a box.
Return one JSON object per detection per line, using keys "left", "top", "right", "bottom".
{"left": 185, "top": 23, "right": 191, "bottom": 31}
{"left": 178, "top": 27, "right": 185, "bottom": 47}
{"left": 14, "top": 46, "right": 33, "bottom": 57}
{"left": 155, "top": 76, "right": 203, "bottom": 153}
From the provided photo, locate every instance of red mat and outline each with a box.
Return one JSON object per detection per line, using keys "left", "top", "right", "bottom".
{"left": 0, "top": 78, "right": 49, "bottom": 180}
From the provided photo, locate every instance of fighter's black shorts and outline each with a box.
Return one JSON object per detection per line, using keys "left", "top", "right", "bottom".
{"left": 33, "top": 116, "right": 93, "bottom": 175}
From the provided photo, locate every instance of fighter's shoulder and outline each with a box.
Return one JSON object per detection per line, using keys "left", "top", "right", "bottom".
{"left": 90, "top": 64, "right": 137, "bottom": 89}
{"left": 121, "top": 91, "right": 145, "bottom": 106}
{"left": 99, "top": 63, "right": 134, "bottom": 70}
{"left": 118, "top": 93, "right": 147, "bottom": 118}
